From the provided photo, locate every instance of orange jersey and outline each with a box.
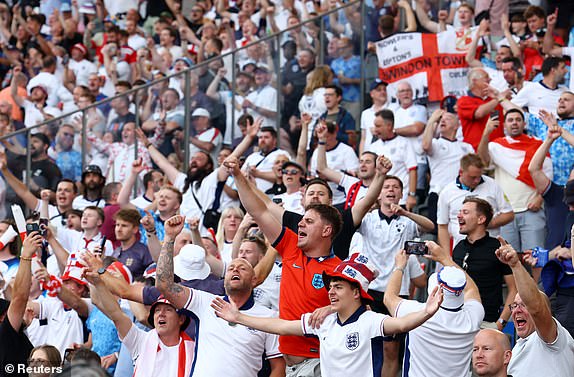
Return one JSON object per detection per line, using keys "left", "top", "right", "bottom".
{"left": 273, "top": 227, "right": 341, "bottom": 358}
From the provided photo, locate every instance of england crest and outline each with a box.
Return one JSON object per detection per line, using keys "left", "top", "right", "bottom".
{"left": 345, "top": 332, "right": 359, "bottom": 350}
{"left": 311, "top": 273, "right": 324, "bottom": 289}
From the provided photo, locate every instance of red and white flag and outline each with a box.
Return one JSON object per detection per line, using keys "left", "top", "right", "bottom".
{"left": 376, "top": 30, "right": 474, "bottom": 102}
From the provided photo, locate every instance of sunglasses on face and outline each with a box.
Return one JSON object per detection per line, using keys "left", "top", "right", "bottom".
{"left": 282, "top": 169, "right": 301, "bottom": 175}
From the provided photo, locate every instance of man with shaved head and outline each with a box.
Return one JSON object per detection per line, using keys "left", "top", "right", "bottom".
{"left": 472, "top": 329, "right": 512, "bottom": 377}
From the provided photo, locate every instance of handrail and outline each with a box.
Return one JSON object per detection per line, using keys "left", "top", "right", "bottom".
{"left": 1, "top": 0, "right": 367, "bottom": 192}
{"left": 0, "top": 0, "right": 363, "bottom": 140}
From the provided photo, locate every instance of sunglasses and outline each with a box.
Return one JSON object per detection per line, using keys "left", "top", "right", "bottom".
{"left": 282, "top": 169, "right": 301, "bottom": 175}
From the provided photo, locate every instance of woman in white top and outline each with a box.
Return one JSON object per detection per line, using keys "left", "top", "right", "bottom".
{"left": 298, "top": 65, "right": 333, "bottom": 148}
{"left": 215, "top": 207, "right": 244, "bottom": 264}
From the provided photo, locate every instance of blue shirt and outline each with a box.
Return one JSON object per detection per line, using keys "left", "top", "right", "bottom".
{"left": 86, "top": 306, "right": 121, "bottom": 374}
{"left": 115, "top": 242, "right": 154, "bottom": 278}
{"left": 331, "top": 55, "right": 362, "bottom": 102}
{"left": 56, "top": 149, "right": 83, "bottom": 181}
{"left": 526, "top": 113, "right": 574, "bottom": 186}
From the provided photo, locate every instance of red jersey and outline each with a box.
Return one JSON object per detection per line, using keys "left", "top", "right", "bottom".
{"left": 273, "top": 227, "right": 341, "bottom": 358}
{"left": 457, "top": 94, "right": 505, "bottom": 151}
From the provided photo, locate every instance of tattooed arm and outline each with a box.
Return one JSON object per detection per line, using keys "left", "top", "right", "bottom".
{"left": 156, "top": 215, "right": 192, "bottom": 309}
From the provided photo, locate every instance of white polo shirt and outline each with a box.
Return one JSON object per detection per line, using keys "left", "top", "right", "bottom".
{"left": 32, "top": 297, "right": 92, "bottom": 356}
{"left": 183, "top": 290, "right": 282, "bottom": 377}
{"left": 357, "top": 211, "right": 419, "bottom": 292}
{"left": 253, "top": 261, "right": 282, "bottom": 312}
{"left": 310, "top": 142, "right": 360, "bottom": 206}
{"left": 425, "top": 137, "right": 474, "bottom": 194}
{"left": 512, "top": 81, "right": 567, "bottom": 117}
{"left": 436, "top": 175, "right": 513, "bottom": 246}
{"left": 367, "top": 135, "right": 417, "bottom": 204}
{"left": 301, "top": 307, "right": 387, "bottom": 377}
{"left": 396, "top": 299, "right": 484, "bottom": 377}
{"left": 389, "top": 103, "right": 428, "bottom": 164}
{"left": 243, "top": 149, "right": 291, "bottom": 194}
{"left": 508, "top": 319, "right": 574, "bottom": 377}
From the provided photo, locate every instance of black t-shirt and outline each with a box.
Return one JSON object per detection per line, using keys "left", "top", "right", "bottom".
{"left": 0, "top": 316, "right": 33, "bottom": 377}
{"left": 282, "top": 207, "right": 357, "bottom": 260}
{"left": 453, "top": 233, "right": 512, "bottom": 322}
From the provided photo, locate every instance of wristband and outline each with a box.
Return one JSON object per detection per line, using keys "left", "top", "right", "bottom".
{"left": 20, "top": 256, "right": 33, "bottom": 261}
{"left": 318, "top": 141, "right": 326, "bottom": 145}
{"left": 393, "top": 266, "right": 405, "bottom": 273}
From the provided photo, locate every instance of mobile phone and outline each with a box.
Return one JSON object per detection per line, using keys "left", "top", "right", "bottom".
{"left": 272, "top": 198, "right": 283, "bottom": 204}
{"left": 490, "top": 111, "right": 499, "bottom": 121}
{"left": 404, "top": 241, "right": 428, "bottom": 255}
{"left": 26, "top": 223, "right": 40, "bottom": 235}
{"left": 100, "top": 236, "right": 107, "bottom": 249}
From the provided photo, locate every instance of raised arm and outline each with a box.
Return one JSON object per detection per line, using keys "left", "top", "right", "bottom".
{"left": 156, "top": 215, "right": 192, "bottom": 309}
{"left": 426, "top": 240, "right": 481, "bottom": 302}
{"left": 351, "top": 155, "right": 392, "bottom": 227}
{"left": 477, "top": 116, "right": 499, "bottom": 166}
{"left": 224, "top": 156, "right": 283, "bottom": 243}
{"left": 136, "top": 127, "right": 181, "bottom": 183}
{"left": 296, "top": 114, "right": 310, "bottom": 168}
{"left": 414, "top": 0, "right": 440, "bottom": 33}
{"left": 500, "top": 14, "right": 521, "bottom": 58}
{"left": 495, "top": 237, "right": 556, "bottom": 343}
{"left": 82, "top": 250, "right": 145, "bottom": 302}
{"left": 421, "top": 110, "right": 442, "bottom": 155}
{"left": 398, "top": 0, "right": 417, "bottom": 33}
{"left": 85, "top": 266, "right": 133, "bottom": 339}
{"left": 34, "top": 265, "right": 90, "bottom": 318}
{"left": 211, "top": 296, "right": 303, "bottom": 335}
{"left": 10, "top": 66, "right": 25, "bottom": 108}
{"left": 0, "top": 151, "right": 40, "bottom": 211}
{"left": 528, "top": 123, "right": 559, "bottom": 194}
{"left": 315, "top": 121, "right": 343, "bottom": 183}
{"left": 44, "top": 228, "right": 69, "bottom": 274}
{"left": 118, "top": 159, "right": 146, "bottom": 206}
{"left": 465, "top": 20, "right": 488, "bottom": 68}
{"left": 542, "top": 9, "right": 562, "bottom": 56}
{"left": 7, "top": 232, "right": 42, "bottom": 331}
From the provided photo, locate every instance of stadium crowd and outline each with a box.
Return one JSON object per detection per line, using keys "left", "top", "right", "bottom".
{"left": 0, "top": 0, "right": 574, "bottom": 376}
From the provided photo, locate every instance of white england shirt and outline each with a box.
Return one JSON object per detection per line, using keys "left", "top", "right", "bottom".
{"left": 508, "top": 318, "right": 574, "bottom": 377}
{"left": 310, "top": 142, "right": 360, "bottom": 206}
{"left": 436, "top": 175, "right": 513, "bottom": 246}
{"left": 357, "top": 211, "right": 419, "bottom": 292}
{"left": 183, "top": 290, "right": 282, "bottom": 377}
{"left": 396, "top": 299, "right": 484, "bottom": 377}
{"left": 367, "top": 136, "right": 417, "bottom": 204}
{"left": 301, "top": 307, "right": 387, "bottom": 377}
{"left": 425, "top": 137, "right": 474, "bottom": 194}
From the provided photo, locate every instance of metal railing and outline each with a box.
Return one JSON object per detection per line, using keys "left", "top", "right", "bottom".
{"left": 1, "top": 0, "right": 381, "bottom": 193}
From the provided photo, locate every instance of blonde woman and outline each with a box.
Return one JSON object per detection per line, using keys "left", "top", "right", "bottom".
{"left": 215, "top": 207, "right": 245, "bottom": 263}
{"left": 298, "top": 65, "right": 334, "bottom": 148}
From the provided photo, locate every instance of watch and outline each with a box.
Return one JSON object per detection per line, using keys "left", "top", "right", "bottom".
{"left": 97, "top": 267, "right": 106, "bottom": 275}
{"left": 498, "top": 318, "right": 508, "bottom": 327}
{"left": 408, "top": 191, "right": 416, "bottom": 197}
